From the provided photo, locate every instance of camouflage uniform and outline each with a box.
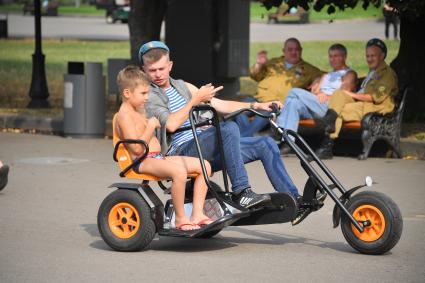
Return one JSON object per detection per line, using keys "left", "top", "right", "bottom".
{"left": 250, "top": 56, "right": 322, "bottom": 103}
{"left": 329, "top": 61, "right": 398, "bottom": 139}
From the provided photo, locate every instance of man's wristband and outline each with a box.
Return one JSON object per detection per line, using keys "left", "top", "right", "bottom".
{"left": 250, "top": 102, "right": 255, "bottom": 109}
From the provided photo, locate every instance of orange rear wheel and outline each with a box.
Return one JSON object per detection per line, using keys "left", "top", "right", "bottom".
{"left": 351, "top": 204, "right": 386, "bottom": 242}
{"left": 108, "top": 202, "right": 140, "bottom": 239}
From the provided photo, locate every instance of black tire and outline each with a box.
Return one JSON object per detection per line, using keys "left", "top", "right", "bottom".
{"left": 341, "top": 191, "right": 403, "bottom": 255}
{"left": 97, "top": 189, "right": 156, "bottom": 252}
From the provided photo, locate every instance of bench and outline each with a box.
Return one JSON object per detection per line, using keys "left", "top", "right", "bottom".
{"left": 298, "top": 87, "right": 408, "bottom": 160}
{"left": 267, "top": 5, "right": 309, "bottom": 24}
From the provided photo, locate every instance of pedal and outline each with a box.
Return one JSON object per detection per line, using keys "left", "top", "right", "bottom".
{"left": 311, "top": 192, "right": 327, "bottom": 211}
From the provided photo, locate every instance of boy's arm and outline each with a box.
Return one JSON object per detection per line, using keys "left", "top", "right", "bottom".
{"left": 116, "top": 114, "right": 156, "bottom": 156}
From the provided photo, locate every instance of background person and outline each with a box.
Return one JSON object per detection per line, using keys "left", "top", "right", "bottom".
{"left": 0, "top": 160, "right": 9, "bottom": 191}
{"left": 316, "top": 38, "right": 398, "bottom": 159}
{"left": 383, "top": 1, "right": 399, "bottom": 40}
{"left": 235, "top": 37, "right": 323, "bottom": 137}
{"left": 277, "top": 43, "right": 357, "bottom": 155}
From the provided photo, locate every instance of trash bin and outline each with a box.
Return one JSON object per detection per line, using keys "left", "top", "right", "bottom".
{"left": 63, "top": 62, "right": 105, "bottom": 138}
{"left": 0, "top": 14, "right": 7, "bottom": 39}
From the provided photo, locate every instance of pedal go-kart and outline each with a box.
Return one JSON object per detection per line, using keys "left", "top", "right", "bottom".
{"left": 97, "top": 105, "right": 403, "bottom": 254}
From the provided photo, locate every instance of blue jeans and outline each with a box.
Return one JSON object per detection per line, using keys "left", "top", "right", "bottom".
{"left": 277, "top": 88, "right": 329, "bottom": 132}
{"left": 175, "top": 121, "right": 299, "bottom": 197}
{"left": 234, "top": 96, "right": 269, "bottom": 137}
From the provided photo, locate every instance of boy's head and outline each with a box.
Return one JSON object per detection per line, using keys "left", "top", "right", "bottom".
{"left": 116, "top": 65, "right": 150, "bottom": 106}
{"left": 138, "top": 41, "right": 173, "bottom": 88}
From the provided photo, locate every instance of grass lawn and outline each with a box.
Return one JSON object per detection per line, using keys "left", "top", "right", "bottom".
{"left": 0, "top": 39, "right": 130, "bottom": 108}
{"left": 0, "top": 39, "right": 400, "bottom": 109}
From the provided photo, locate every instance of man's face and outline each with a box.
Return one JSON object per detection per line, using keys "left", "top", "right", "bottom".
{"left": 143, "top": 55, "right": 173, "bottom": 88}
{"left": 366, "top": 46, "right": 385, "bottom": 70}
{"left": 328, "top": 49, "right": 346, "bottom": 70}
{"left": 283, "top": 41, "right": 302, "bottom": 65}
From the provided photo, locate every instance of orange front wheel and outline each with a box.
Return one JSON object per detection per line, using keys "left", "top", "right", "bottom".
{"left": 341, "top": 191, "right": 403, "bottom": 255}
{"left": 351, "top": 204, "right": 386, "bottom": 242}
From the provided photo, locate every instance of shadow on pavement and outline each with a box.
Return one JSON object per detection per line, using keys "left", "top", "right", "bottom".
{"left": 81, "top": 221, "right": 361, "bottom": 254}
{"left": 224, "top": 226, "right": 354, "bottom": 254}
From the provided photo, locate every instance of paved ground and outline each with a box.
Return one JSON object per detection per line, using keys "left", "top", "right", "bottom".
{"left": 0, "top": 132, "right": 424, "bottom": 283}
{"left": 7, "top": 14, "right": 386, "bottom": 41}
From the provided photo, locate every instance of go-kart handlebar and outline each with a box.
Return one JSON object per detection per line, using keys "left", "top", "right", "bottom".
{"left": 223, "top": 103, "right": 281, "bottom": 121}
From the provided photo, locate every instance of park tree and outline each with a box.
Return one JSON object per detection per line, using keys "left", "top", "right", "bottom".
{"left": 127, "top": 0, "right": 425, "bottom": 120}
{"left": 128, "top": 0, "right": 166, "bottom": 63}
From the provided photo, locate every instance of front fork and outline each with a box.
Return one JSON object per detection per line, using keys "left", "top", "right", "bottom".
{"left": 271, "top": 120, "right": 366, "bottom": 233}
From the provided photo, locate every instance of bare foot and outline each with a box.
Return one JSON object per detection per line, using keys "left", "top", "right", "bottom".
{"left": 175, "top": 217, "right": 200, "bottom": 231}
{"left": 191, "top": 214, "right": 213, "bottom": 226}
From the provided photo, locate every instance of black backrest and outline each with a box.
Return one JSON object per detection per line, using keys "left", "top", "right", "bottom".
{"left": 394, "top": 87, "right": 408, "bottom": 115}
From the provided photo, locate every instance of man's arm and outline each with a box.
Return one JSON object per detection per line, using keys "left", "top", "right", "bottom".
{"left": 165, "top": 83, "right": 222, "bottom": 132}
{"left": 250, "top": 51, "right": 269, "bottom": 82}
{"left": 210, "top": 97, "right": 282, "bottom": 114}
{"left": 310, "top": 74, "right": 325, "bottom": 94}
{"left": 316, "top": 70, "right": 357, "bottom": 103}
{"left": 343, "top": 90, "right": 373, "bottom": 102}
{"left": 340, "top": 70, "right": 357, "bottom": 92}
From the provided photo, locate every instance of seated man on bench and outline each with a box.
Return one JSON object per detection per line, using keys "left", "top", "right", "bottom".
{"left": 235, "top": 37, "right": 323, "bottom": 138}
{"left": 277, "top": 43, "right": 357, "bottom": 155}
{"left": 316, "top": 38, "right": 398, "bottom": 159}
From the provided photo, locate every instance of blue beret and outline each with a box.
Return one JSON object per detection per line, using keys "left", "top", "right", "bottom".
{"left": 138, "top": 41, "right": 170, "bottom": 63}
{"left": 366, "top": 38, "right": 387, "bottom": 58}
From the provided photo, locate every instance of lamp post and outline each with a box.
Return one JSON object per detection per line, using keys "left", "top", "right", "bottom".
{"left": 28, "top": 0, "right": 50, "bottom": 108}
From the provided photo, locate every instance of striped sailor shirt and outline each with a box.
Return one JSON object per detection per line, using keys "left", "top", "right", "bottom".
{"left": 165, "top": 86, "right": 201, "bottom": 153}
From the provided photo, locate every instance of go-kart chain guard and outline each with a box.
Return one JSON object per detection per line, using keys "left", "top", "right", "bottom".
{"left": 332, "top": 184, "right": 368, "bottom": 228}
{"left": 108, "top": 182, "right": 165, "bottom": 232}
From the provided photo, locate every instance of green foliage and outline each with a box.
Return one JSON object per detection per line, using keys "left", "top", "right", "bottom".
{"left": 251, "top": 1, "right": 382, "bottom": 21}
{"left": 258, "top": 0, "right": 425, "bottom": 19}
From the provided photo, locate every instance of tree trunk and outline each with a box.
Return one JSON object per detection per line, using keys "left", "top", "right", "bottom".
{"left": 128, "top": 0, "right": 167, "bottom": 64}
{"left": 390, "top": 14, "right": 425, "bottom": 121}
